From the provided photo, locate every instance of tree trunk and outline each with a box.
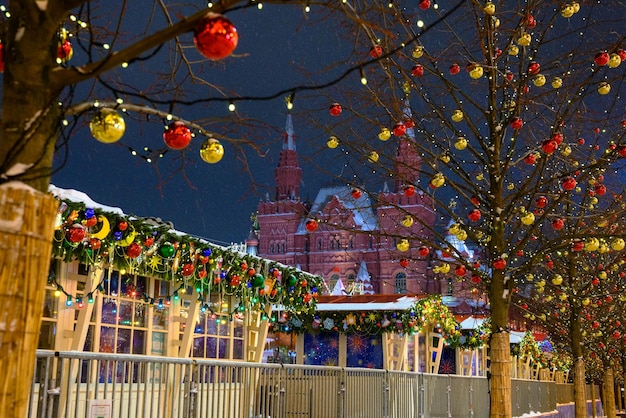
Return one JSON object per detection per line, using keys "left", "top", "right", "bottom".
{"left": 604, "top": 368, "right": 616, "bottom": 418}
{"left": 0, "top": 185, "right": 58, "bottom": 418}
{"left": 490, "top": 331, "right": 512, "bottom": 418}
{"left": 573, "top": 358, "right": 587, "bottom": 418}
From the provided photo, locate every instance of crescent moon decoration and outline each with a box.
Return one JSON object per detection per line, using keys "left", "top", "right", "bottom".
{"left": 117, "top": 226, "right": 137, "bottom": 247}
{"left": 90, "top": 215, "right": 111, "bottom": 240}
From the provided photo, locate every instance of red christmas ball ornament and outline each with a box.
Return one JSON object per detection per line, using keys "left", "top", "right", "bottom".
{"left": 393, "top": 122, "right": 407, "bottom": 137}
{"left": 117, "top": 221, "right": 128, "bottom": 231}
{"left": 369, "top": 45, "right": 383, "bottom": 58}
{"left": 618, "top": 145, "right": 626, "bottom": 157}
{"left": 404, "top": 119, "right": 415, "bottom": 129}
{"left": 57, "top": 40, "right": 73, "bottom": 62}
{"left": 419, "top": 0, "right": 431, "bottom": 10}
{"left": 66, "top": 224, "right": 86, "bottom": 243}
{"left": 329, "top": 103, "right": 342, "bottom": 116}
{"left": 449, "top": 63, "right": 460, "bottom": 75}
{"left": 193, "top": 13, "right": 238, "bottom": 60}
{"left": 493, "top": 258, "right": 507, "bottom": 270}
{"left": 351, "top": 188, "right": 363, "bottom": 199}
{"left": 418, "top": 246, "right": 430, "bottom": 257}
{"left": 83, "top": 216, "right": 98, "bottom": 228}
{"left": 126, "top": 242, "right": 142, "bottom": 258}
{"left": 411, "top": 64, "right": 424, "bottom": 77}
{"left": 594, "top": 51, "right": 610, "bottom": 66}
{"left": 468, "top": 209, "right": 481, "bottom": 222}
{"left": 181, "top": 263, "right": 195, "bottom": 277}
{"left": 505, "top": 71, "right": 514, "bottom": 82}
{"left": 551, "top": 133, "right": 563, "bottom": 144}
{"left": 163, "top": 121, "right": 192, "bottom": 150}
{"left": 305, "top": 219, "right": 318, "bottom": 232}
{"left": 552, "top": 218, "right": 564, "bottom": 230}
{"left": 535, "top": 196, "right": 548, "bottom": 208}
{"left": 561, "top": 177, "right": 577, "bottom": 191}
{"left": 454, "top": 265, "right": 467, "bottom": 276}
{"left": 524, "top": 153, "right": 537, "bottom": 165}
{"left": 471, "top": 275, "right": 482, "bottom": 284}
{"left": 612, "top": 331, "right": 621, "bottom": 339}
{"left": 0, "top": 43, "right": 4, "bottom": 73}
{"left": 594, "top": 184, "right": 607, "bottom": 196}
{"left": 541, "top": 139, "right": 558, "bottom": 154}
{"left": 526, "top": 14, "right": 537, "bottom": 28}
{"left": 577, "top": 138, "right": 585, "bottom": 145}
{"left": 399, "top": 258, "right": 409, "bottom": 268}
{"left": 404, "top": 185, "right": 416, "bottom": 196}
{"left": 571, "top": 241, "right": 584, "bottom": 252}
{"left": 510, "top": 117, "right": 523, "bottom": 130}
{"left": 471, "top": 196, "right": 480, "bottom": 206}
{"left": 527, "top": 61, "right": 541, "bottom": 75}
{"left": 89, "top": 238, "right": 101, "bottom": 250}
{"left": 240, "top": 261, "right": 248, "bottom": 270}
{"left": 247, "top": 267, "right": 256, "bottom": 276}
{"left": 618, "top": 49, "right": 626, "bottom": 61}
{"left": 144, "top": 236, "right": 155, "bottom": 247}
{"left": 230, "top": 274, "right": 241, "bottom": 287}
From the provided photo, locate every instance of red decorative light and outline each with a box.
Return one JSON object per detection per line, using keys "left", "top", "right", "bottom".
{"left": 594, "top": 51, "right": 610, "bottom": 66}
{"left": 163, "top": 121, "right": 192, "bottom": 150}
{"left": 193, "top": 13, "right": 238, "bottom": 60}
{"left": 329, "top": 103, "right": 342, "bottom": 116}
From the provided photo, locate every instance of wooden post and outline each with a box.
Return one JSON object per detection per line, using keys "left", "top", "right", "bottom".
{"left": 0, "top": 186, "right": 58, "bottom": 418}
{"left": 383, "top": 333, "right": 408, "bottom": 371}
{"left": 573, "top": 358, "right": 587, "bottom": 418}
{"left": 489, "top": 331, "right": 512, "bottom": 418}
{"left": 604, "top": 368, "right": 616, "bottom": 418}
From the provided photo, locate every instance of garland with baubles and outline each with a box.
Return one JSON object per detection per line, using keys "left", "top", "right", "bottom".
{"left": 52, "top": 198, "right": 321, "bottom": 315}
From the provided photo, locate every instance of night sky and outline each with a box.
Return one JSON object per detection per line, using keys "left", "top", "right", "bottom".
{"left": 51, "top": 3, "right": 352, "bottom": 246}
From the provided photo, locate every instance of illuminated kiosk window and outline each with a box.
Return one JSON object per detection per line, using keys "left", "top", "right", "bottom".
{"left": 304, "top": 333, "right": 339, "bottom": 366}
{"left": 347, "top": 334, "right": 383, "bottom": 368}
{"left": 190, "top": 295, "right": 244, "bottom": 360}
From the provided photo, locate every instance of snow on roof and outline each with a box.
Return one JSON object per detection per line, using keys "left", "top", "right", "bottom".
{"left": 49, "top": 184, "right": 124, "bottom": 215}
{"left": 314, "top": 295, "right": 419, "bottom": 311}
{"left": 296, "top": 185, "right": 378, "bottom": 233}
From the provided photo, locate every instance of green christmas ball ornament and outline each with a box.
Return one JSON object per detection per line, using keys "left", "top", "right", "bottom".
{"left": 287, "top": 275, "right": 297, "bottom": 287}
{"left": 159, "top": 242, "right": 175, "bottom": 258}
{"left": 253, "top": 274, "right": 265, "bottom": 288}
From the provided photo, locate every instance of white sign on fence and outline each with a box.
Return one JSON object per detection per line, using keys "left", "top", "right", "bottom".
{"left": 88, "top": 399, "right": 112, "bottom": 418}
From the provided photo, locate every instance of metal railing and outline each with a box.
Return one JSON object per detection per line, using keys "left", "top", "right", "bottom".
{"left": 28, "top": 350, "right": 574, "bottom": 418}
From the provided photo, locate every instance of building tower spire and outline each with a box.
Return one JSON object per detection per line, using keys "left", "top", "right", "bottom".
{"left": 274, "top": 113, "right": 302, "bottom": 201}
{"left": 394, "top": 99, "right": 422, "bottom": 192}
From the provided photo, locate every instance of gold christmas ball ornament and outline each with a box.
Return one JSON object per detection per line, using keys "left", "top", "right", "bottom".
{"left": 396, "top": 238, "right": 410, "bottom": 252}
{"left": 451, "top": 110, "right": 464, "bottom": 122}
{"left": 508, "top": 45, "right": 519, "bottom": 56}
{"left": 551, "top": 77, "right": 563, "bottom": 89}
{"left": 368, "top": 151, "right": 379, "bottom": 163}
{"left": 199, "top": 138, "right": 224, "bottom": 163}
{"left": 483, "top": 2, "right": 495, "bottom": 15}
{"left": 89, "top": 109, "right": 126, "bottom": 143}
{"left": 327, "top": 135, "right": 339, "bottom": 149}
{"left": 411, "top": 45, "right": 424, "bottom": 59}
{"left": 561, "top": 5, "right": 574, "bottom": 18}
{"left": 469, "top": 65, "right": 484, "bottom": 79}
{"left": 533, "top": 74, "right": 546, "bottom": 87}
{"left": 608, "top": 53, "right": 622, "bottom": 68}
{"left": 598, "top": 82, "right": 611, "bottom": 95}
{"left": 378, "top": 127, "right": 391, "bottom": 141}
{"left": 401, "top": 215, "right": 414, "bottom": 228}
{"left": 611, "top": 238, "right": 625, "bottom": 251}
{"left": 521, "top": 212, "right": 535, "bottom": 225}
{"left": 454, "top": 137, "right": 468, "bottom": 150}
{"left": 517, "top": 33, "right": 531, "bottom": 47}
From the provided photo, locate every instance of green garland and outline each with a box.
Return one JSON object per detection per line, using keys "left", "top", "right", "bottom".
{"left": 271, "top": 295, "right": 462, "bottom": 342}
{"left": 52, "top": 197, "right": 322, "bottom": 315}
